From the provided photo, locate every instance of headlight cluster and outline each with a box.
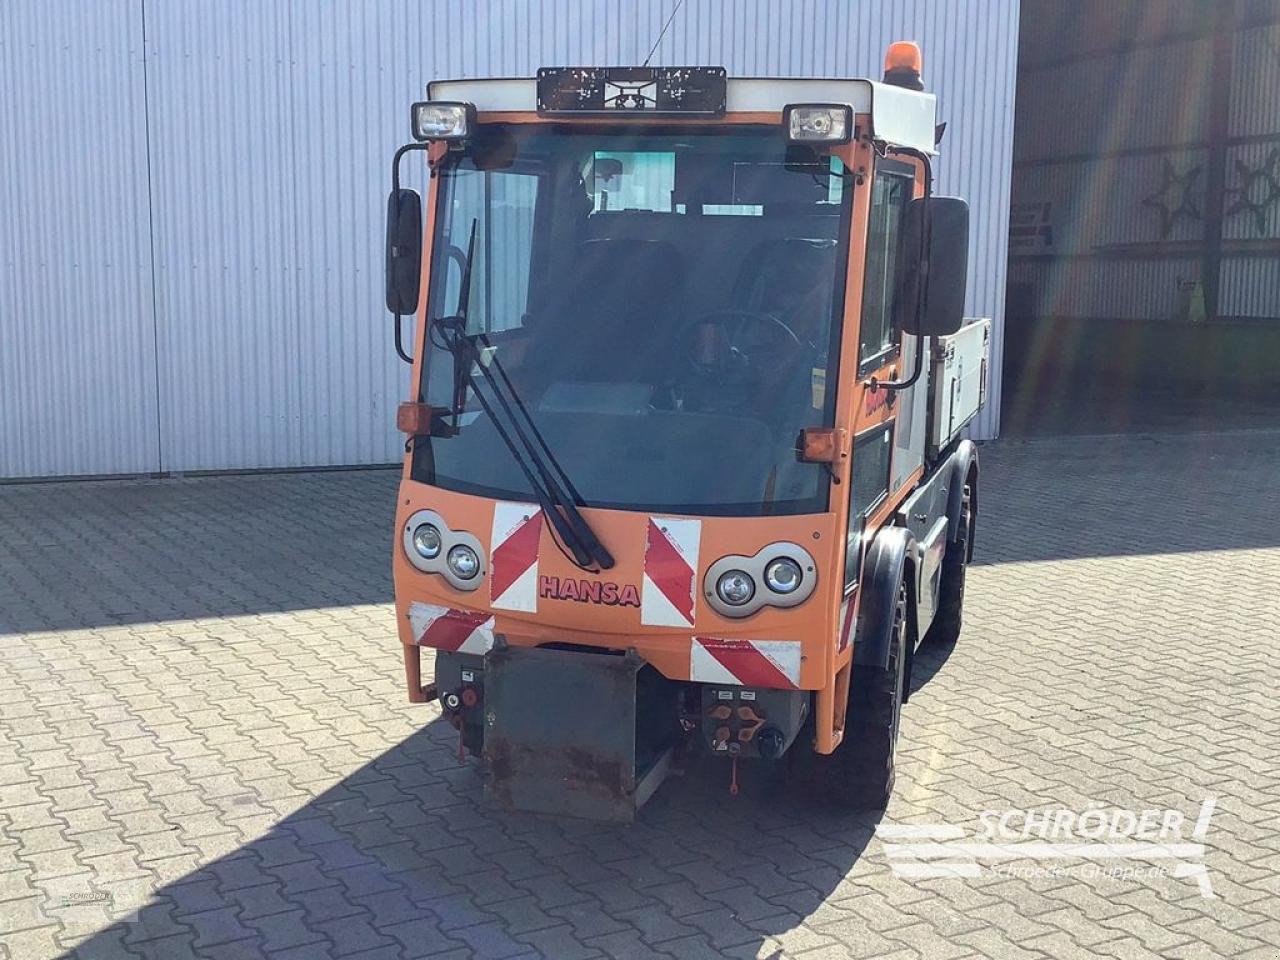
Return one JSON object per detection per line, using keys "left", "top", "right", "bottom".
{"left": 715, "top": 559, "right": 806, "bottom": 607}
{"left": 705, "top": 543, "right": 818, "bottom": 618}
{"left": 402, "top": 510, "right": 485, "bottom": 591}
{"left": 409, "top": 521, "right": 481, "bottom": 582}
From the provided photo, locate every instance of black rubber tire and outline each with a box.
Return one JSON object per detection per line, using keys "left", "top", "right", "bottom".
{"left": 811, "top": 582, "right": 908, "bottom": 810}
{"left": 926, "top": 480, "right": 973, "bottom": 647}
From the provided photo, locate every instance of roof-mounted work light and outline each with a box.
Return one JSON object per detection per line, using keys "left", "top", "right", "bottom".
{"left": 783, "top": 104, "right": 853, "bottom": 145}
{"left": 411, "top": 101, "right": 476, "bottom": 142}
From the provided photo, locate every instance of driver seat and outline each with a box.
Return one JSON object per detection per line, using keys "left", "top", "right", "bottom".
{"left": 528, "top": 238, "right": 685, "bottom": 389}
{"left": 733, "top": 237, "right": 839, "bottom": 346}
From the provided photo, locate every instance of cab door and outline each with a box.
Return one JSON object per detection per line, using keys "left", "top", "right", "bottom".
{"left": 848, "top": 157, "right": 919, "bottom": 533}
{"left": 881, "top": 161, "right": 931, "bottom": 498}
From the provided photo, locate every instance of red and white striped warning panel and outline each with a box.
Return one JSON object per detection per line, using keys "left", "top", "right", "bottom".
{"left": 690, "top": 638, "right": 801, "bottom": 689}
{"left": 409, "top": 602, "right": 495, "bottom": 655}
{"left": 641, "top": 517, "right": 701, "bottom": 627}
{"left": 489, "top": 503, "right": 544, "bottom": 611}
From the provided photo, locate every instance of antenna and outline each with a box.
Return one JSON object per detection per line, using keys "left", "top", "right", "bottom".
{"left": 642, "top": 0, "right": 685, "bottom": 67}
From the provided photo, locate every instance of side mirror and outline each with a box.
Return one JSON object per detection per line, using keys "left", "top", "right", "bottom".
{"left": 898, "top": 196, "right": 969, "bottom": 338}
{"left": 385, "top": 188, "right": 423, "bottom": 314}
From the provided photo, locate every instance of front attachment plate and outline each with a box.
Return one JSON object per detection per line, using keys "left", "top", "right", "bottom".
{"left": 483, "top": 644, "right": 673, "bottom": 822}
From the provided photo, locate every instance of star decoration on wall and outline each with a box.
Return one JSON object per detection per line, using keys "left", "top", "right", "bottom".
{"left": 1225, "top": 149, "right": 1280, "bottom": 237}
{"left": 1142, "top": 160, "right": 1204, "bottom": 239}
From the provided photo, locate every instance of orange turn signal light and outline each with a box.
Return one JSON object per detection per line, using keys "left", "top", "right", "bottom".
{"left": 798, "top": 427, "right": 847, "bottom": 464}
{"left": 397, "top": 401, "right": 436, "bottom": 436}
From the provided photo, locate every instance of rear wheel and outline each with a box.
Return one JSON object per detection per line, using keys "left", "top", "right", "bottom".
{"left": 812, "top": 581, "right": 908, "bottom": 810}
{"left": 926, "top": 479, "right": 973, "bottom": 647}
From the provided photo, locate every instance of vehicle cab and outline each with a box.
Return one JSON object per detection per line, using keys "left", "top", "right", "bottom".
{"left": 386, "top": 51, "right": 986, "bottom": 820}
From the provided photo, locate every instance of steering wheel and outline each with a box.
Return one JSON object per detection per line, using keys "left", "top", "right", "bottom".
{"left": 679, "top": 309, "right": 802, "bottom": 379}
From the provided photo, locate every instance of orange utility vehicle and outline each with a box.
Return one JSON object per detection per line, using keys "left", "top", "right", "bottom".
{"left": 385, "top": 44, "right": 989, "bottom": 820}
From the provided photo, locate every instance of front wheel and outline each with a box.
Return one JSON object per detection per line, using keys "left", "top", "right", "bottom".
{"left": 811, "top": 581, "right": 908, "bottom": 810}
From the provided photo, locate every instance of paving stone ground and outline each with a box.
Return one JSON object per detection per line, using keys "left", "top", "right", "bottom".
{"left": 1, "top": 432, "right": 1277, "bottom": 960}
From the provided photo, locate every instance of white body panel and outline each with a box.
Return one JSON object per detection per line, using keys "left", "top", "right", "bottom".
{"left": 929, "top": 319, "right": 991, "bottom": 456}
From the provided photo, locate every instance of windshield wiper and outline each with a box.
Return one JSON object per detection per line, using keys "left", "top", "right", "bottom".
{"left": 432, "top": 221, "right": 614, "bottom": 571}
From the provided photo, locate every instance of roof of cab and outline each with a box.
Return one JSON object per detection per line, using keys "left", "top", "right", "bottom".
{"left": 426, "top": 76, "right": 938, "bottom": 154}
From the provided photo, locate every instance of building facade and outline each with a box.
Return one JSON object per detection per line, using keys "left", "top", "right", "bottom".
{"left": 1, "top": 0, "right": 1019, "bottom": 479}
{"left": 1005, "top": 0, "right": 1280, "bottom": 409}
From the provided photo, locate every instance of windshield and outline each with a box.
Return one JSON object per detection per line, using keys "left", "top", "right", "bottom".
{"left": 412, "top": 124, "right": 853, "bottom": 516}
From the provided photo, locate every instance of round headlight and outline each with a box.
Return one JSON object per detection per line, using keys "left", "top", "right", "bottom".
{"left": 446, "top": 544, "right": 481, "bottom": 580}
{"left": 411, "top": 523, "right": 442, "bottom": 560}
{"left": 715, "top": 570, "right": 755, "bottom": 606}
{"left": 763, "top": 557, "right": 803, "bottom": 595}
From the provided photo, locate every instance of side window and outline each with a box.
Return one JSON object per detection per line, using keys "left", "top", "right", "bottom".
{"left": 482, "top": 172, "right": 538, "bottom": 333}
{"left": 858, "top": 163, "right": 913, "bottom": 373}
{"left": 434, "top": 168, "right": 539, "bottom": 334}
{"left": 845, "top": 422, "right": 894, "bottom": 585}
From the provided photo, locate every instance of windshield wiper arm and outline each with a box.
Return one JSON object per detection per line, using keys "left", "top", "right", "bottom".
{"left": 464, "top": 369, "right": 598, "bottom": 568}
{"left": 433, "top": 222, "right": 613, "bottom": 571}
{"left": 476, "top": 341, "right": 613, "bottom": 567}
{"left": 437, "top": 323, "right": 613, "bottom": 570}
{"left": 483, "top": 336, "right": 587, "bottom": 507}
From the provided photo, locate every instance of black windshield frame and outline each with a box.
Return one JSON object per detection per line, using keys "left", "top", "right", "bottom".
{"left": 411, "top": 123, "right": 856, "bottom": 517}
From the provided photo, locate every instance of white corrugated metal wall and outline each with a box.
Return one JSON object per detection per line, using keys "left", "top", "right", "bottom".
{"left": 0, "top": 1, "right": 158, "bottom": 477}
{"left": 1, "top": 0, "right": 1018, "bottom": 479}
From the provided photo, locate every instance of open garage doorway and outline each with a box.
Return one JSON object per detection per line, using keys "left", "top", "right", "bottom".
{"left": 1002, "top": 0, "right": 1280, "bottom": 436}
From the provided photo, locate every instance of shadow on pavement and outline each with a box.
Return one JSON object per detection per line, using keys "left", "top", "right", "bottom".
{"left": 6, "top": 429, "right": 1280, "bottom": 637}
{"left": 21, "top": 430, "right": 1278, "bottom": 956}
{"left": 0, "top": 470, "right": 399, "bottom": 635}
{"left": 64, "top": 717, "right": 884, "bottom": 960}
